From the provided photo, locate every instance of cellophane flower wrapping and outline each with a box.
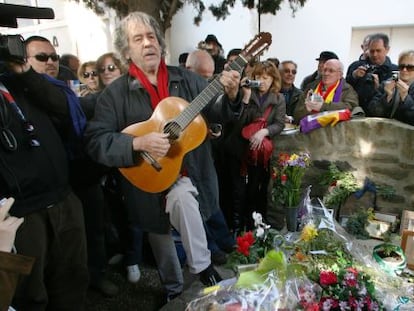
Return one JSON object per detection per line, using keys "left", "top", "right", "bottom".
{"left": 187, "top": 197, "right": 414, "bottom": 310}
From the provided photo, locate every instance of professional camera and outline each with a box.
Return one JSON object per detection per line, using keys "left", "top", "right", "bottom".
{"left": 0, "top": 3, "right": 54, "bottom": 64}
{"left": 0, "top": 34, "right": 26, "bottom": 63}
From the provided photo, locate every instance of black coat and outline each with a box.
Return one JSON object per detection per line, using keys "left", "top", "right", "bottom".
{"left": 85, "top": 66, "right": 241, "bottom": 233}
{"left": 0, "top": 69, "right": 72, "bottom": 217}
{"left": 367, "top": 81, "right": 414, "bottom": 126}
{"left": 346, "top": 56, "right": 398, "bottom": 113}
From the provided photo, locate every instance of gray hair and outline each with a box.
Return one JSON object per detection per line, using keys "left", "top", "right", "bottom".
{"left": 114, "top": 11, "right": 166, "bottom": 64}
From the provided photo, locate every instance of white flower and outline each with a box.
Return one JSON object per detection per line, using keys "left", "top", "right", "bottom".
{"left": 256, "top": 227, "right": 265, "bottom": 238}
{"left": 252, "top": 212, "right": 263, "bottom": 227}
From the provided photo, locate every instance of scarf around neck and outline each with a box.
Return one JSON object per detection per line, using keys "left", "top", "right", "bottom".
{"left": 314, "top": 79, "right": 343, "bottom": 103}
{"left": 128, "top": 59, "right": 169, "bottom": 110}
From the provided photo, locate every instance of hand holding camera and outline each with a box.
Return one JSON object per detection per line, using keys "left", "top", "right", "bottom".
{"left": 305, "top": 90, "right": 324, "bottom": 112}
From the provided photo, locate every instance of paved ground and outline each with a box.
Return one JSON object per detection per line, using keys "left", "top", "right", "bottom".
{"left": 85, "top": 260, "right": 235, "bottom": 311}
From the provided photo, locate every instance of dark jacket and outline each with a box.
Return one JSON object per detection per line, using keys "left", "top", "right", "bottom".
{"left": 367, "top": 81, "right": 414, "bottom": 126}
{"left": 85, "top": 66, "right": 241, "bottom": 233}
{"left": 280, "top": 85, "right": 305, "bottom": 123}
{"left": 346, "top": 56, "right": 398, "bottom": 113}
{"left": 223, "top": 91, "right": 286, "bottom": 161}
{"left": 300, "top": 70, "right": 320, "bottom": 91}
{"left": 243, "top": 91, "right": 286, "bottom": 138}
{"left": 0, "top": 251, "right": 34, "bottom": 311}
{"left": 0, "top": 69, "right": 72, "bottom": 217}
{"left": 294, "top": 79, "right": 359, "bottom": 122}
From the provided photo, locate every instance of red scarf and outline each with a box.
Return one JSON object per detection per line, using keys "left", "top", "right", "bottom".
{"left": 128, "top": 59, "right": 169, "bottom": 110}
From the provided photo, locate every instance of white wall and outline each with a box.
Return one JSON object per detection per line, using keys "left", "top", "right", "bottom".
{"left": 1, "top": 1, "right": 116, "bottom": 64}
{"left": 3, "top": 0, "right": 414, "bottom": 85}
{"left": 169, "top": 0, "right": 414, "bottom": 85}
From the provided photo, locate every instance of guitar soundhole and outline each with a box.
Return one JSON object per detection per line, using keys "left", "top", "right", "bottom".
{"left": 163, "top": 121, "right": 181, "bottom": 141}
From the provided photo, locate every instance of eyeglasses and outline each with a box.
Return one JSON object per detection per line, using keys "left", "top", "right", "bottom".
{"left": 98, "top": 65, "right": 118, "bottom": 73}
{"left": 283, "top": 69, "right": 297, "bottom": 75}
{"left": 323, "top": 68, "right": 341, "bottom": 74}
{"left": 31, "top": 53, "right": 60, "bottom": 62}
{"left": 398, "top": 64, "right": 414, "bottom": 71}
{"left": 83, "top": 71, "right": 98, "bottom": 79}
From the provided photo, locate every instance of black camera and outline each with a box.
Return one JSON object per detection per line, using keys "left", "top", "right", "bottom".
{"left": 391, "top": 71, "right": 399, "bottom": 81}
{"left": 364, "top": 64, "right": 378, "bottom": 83}
{"left": 0, "top": 3, "right": 54, "bottom": 64}
{"left": 0, "top": 34, "right": 26, "bottom": 63}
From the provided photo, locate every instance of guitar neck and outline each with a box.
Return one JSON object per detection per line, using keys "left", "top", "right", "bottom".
{"left": 174, "top": 55, "right": 248, "bottom": 130}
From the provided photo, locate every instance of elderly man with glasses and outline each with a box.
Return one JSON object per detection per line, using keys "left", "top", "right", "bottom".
{"left": 294, "top": 59, "right": 359, "bottom": 122}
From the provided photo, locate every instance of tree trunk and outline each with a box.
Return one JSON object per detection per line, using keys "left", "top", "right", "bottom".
{"left": 128, "top": 0, "right": 165, "bottom": 33}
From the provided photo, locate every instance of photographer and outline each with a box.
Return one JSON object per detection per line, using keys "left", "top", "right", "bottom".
{"left": 0, "top": 10, "right": 89, "bottom": 309}
{"left": 346, "top": 33, "right": 398, "bottom": 114}
{"left": 366, "top": 50, "right": 414, "bottom": 126}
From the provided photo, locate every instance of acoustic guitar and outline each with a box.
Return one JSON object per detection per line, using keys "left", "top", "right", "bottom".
{"left": 119, "top": 32, "right": 272, "bottom": 193}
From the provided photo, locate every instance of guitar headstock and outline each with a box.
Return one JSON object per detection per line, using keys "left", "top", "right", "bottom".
{"left": 240, "top": 32, "right": 272, "bottom": 62}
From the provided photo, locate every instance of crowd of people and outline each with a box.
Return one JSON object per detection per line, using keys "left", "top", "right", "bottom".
{"left": 1, "top": 9, "right": 414, "bottom": 310}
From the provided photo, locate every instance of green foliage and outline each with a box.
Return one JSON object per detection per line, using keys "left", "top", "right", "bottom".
{"left": 376, "top": 184, "right": 396, "bottom": 199}
{"left": 320, "top": 163, "right": 359, "bottom": 207}
{"left": 345, "top": 207, "right": 375, "bottom": 239}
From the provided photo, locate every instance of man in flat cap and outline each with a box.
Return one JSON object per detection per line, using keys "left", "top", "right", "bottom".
{"left": 300, "top": 51, "right": 339, "bottom": 91}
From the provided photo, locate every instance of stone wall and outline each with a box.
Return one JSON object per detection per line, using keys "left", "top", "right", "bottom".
{"left": 273, "top": 118, "right": 414, "bottom": 217}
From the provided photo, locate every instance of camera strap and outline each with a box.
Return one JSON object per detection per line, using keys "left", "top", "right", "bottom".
{"left": 390, "top": 88, "right": 400, "bottom": 119}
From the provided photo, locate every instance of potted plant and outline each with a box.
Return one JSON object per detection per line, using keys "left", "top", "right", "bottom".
{"left": 271, "top": 152, "right": 311, "bottom": 231}
{"left": 372, "top": 243, "right": 407, "bottom": 275}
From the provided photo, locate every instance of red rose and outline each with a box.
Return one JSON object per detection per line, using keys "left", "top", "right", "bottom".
{"left": 319, "top": 271, "right": 338, "bottom": 286}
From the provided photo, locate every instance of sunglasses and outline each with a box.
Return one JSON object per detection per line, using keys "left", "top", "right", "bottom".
{"left": 32, "top": 53, "right": 60, "bottom": 62}
{"left": 398, "top": 64, "right": 414, "bottom": 71}
{"left": 98, "top": 64, "right": 118, "bottom": 73}
{"left": 283, "top": 69, "right": 297, "bottom": 75}
{"left": 83, "top": 71, "right": 98, "bottom": 79}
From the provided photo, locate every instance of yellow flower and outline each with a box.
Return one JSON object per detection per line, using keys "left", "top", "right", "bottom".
{"left": 300, "top": 223, "right": 318, "bottom": 242}
{"left": 290, "top": 153, "right": 299, "bottom": 161}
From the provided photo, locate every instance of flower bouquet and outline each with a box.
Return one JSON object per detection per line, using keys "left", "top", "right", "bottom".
{"left": 227, "top": 212, "right": 282, "bottom": 268}
{"left": 271, "top": 152, "right": 311, "bottom": 208}
{"left": 297, "top": 267, "right": 382, "bottom": 311}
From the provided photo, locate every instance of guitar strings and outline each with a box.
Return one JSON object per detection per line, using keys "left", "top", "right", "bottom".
{"left": 163, "top": 51, "right": 256, "bottom": 138}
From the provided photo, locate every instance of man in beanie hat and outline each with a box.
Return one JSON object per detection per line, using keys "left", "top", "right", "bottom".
{"left": 300, "top": 51, "right": 339, "bottom": 91}
{"left": 203, "top": 34, "right": 226, "bottom": 74}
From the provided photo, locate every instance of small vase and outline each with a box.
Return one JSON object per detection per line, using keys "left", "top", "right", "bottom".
{"left": 285, "top": 206, "right": 299, "bottom": 232}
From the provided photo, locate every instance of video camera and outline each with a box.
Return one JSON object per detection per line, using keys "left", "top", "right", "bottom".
{"left": 0, "top": 3, "right": 54, "bottom": 64}
{"left": 0, "top": 35, "right": 26, "bottom": 64}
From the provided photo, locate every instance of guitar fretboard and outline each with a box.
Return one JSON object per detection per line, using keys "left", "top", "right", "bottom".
{"left": 173, "top": 55, "right": 248, "bottom": 130}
